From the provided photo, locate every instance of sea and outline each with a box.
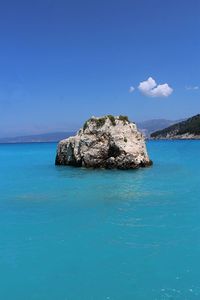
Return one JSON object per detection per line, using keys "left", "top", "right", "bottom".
{"left": 0, "top": 141, "right": 200, "bottom": 300}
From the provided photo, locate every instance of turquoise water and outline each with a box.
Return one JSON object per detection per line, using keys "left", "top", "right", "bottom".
{"left": 1, "top": 141, "right": 200, "bottom": 299}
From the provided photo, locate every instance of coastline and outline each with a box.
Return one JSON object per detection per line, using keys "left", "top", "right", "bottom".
{"left": 149, "top": 136, "right": 200, "bottom": 140}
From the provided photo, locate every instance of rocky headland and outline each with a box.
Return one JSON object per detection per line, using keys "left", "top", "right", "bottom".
{"left": 55, "top": 115, "right": 152, "bottom": 169}
{"left": 151, "top": 114, "right": 200, "bottom": 140}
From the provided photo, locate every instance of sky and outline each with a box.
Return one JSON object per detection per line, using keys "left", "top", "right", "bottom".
{"left": 0, "top": 0, "right": 200, "bottom": 137}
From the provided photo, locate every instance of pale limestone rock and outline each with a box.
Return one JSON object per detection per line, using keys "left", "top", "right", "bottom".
{"left": 55, "top": 116, "right": 152, "bottom": 169}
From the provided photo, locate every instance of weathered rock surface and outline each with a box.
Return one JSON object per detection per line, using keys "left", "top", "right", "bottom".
{"left": 55, "top": 116, "right": 152, "bottom": 169}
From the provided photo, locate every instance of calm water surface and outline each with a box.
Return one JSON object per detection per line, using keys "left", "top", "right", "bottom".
{"left": 0, "top": 141, "right": 200, "bottom": 299}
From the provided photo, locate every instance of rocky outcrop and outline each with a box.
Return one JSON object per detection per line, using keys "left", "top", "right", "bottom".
{"left": 55, "top": 115, "right": 152, "bottom": 169}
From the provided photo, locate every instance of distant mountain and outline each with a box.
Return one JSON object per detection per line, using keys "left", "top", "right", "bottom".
{"left": 137, "top": 119, "right": 180, "bottom": 137}
{"left": 151, "top": 114, "right": 200, "bottom": 139}
{"left": 0, "top": 132, "right": 75, "bottom": 144}
{"left": 0, "top": 117, "right": 189, "bottom": 143}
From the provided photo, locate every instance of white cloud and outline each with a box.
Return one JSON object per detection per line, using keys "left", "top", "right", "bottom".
{"left": 138, "top": 77, "right": 173, "bottom": 98}
{"left": 129, "top": 86, "right": 135, "bottom": 93}
{"left": 185, "top": 86, "right": 199, "bottom": 90}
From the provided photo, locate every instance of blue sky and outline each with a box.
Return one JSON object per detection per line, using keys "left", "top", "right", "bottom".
{"left": 0, "top": 0, "right": 200, "bottom": 137}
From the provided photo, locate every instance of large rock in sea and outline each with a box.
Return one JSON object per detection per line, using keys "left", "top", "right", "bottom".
{"left": 55, "top": 115, "right": 152, "bottom": 169}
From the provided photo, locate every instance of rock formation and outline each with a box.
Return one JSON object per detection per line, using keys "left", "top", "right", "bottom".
{"left": 55, "top": 115, "right": 152, "bottom": 169}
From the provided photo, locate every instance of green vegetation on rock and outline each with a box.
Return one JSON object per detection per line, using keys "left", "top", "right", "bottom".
{"left": 83, "top": 117, "right": 106, "bottom": 130}
{"left": 107, "top": 115, "right": 116, "bottom": 126}
{"left": 83, "top": 115, "right": 131, "bottom": 131}
{"left": 118, "top": 115, "right": 130, "bottom": 124}
{"left": 83, "top": 120, "right": 89, "bottom": 131}
{"left": 95, "top": 117, "right": 107, "bottom": 128}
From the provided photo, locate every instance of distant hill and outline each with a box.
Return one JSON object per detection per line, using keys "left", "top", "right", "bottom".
{"left": 0, "top": 117, "right": 189, "bottom": 143}
{"left": 151, "top": 114, "right": 200, "bottom": 139}
{"left": 137, "top": 119, "right": 181, "bottom": 137}
{"left": 0, "top": 132, "right": 75, "bottom": 144}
